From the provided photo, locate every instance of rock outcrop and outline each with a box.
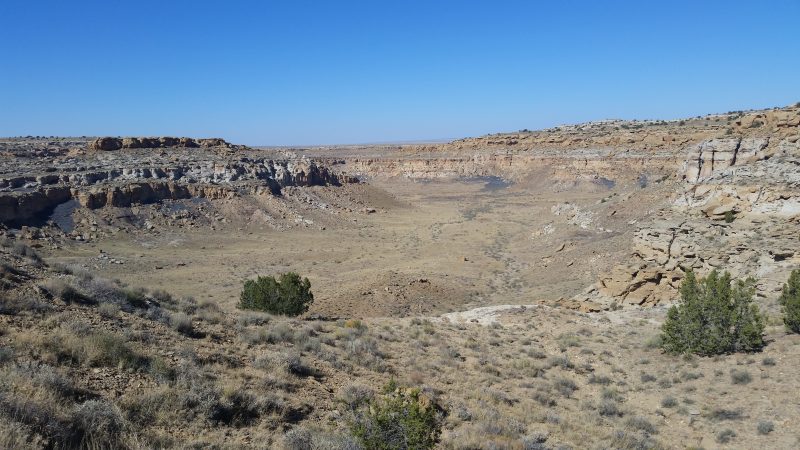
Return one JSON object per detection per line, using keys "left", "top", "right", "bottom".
{"left": 319, "top": 148, "right": 679, "bottom": 185}
{"left": 89, "top": 137, "right": 123, "bottom": 151}
{"left": 0, "top": 141, "right": 352, "bottom": 226}
{"left": 576, "top": 133, "right": 800, "bottom": 308}
{"left": 89, "top": 136, "right": 234, "bottom": 151}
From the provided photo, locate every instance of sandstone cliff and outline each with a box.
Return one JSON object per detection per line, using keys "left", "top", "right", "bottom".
{"left": 574, "top": 110, "right": 800, "bottom": 308}
{"left": 0, "top": 140, "right": 351, "bottom": 225}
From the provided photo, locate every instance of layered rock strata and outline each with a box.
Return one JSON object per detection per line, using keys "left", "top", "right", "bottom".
{"left": 576, "top": 134, "right": 800, "bottom": 308}
{"left": 0, "top": 142, "right": 351, "bottom": 225}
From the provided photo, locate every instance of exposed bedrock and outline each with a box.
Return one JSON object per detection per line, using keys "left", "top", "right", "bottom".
{"left": 334, "top": 150, "right": 679, "bottom": 183}
{"left": 576, "top": 136, "right": 800, "bottom": 308}
{"left": 89, "top": 136, "right": 235, "bottom": 151}
{"left": 0, "top": 157, "right": 350, "bottom": 225}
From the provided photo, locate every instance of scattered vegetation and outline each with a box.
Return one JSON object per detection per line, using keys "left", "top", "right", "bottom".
{"left": 349, "top": 382, "right": 444, "bottom": 450}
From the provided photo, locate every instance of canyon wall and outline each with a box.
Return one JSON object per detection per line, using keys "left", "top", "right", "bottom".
{"left": 0, "top": 142, "right": 350, "bottom": 225}
{"left": 575, "top": 132, "right": 800, "bottom": 308}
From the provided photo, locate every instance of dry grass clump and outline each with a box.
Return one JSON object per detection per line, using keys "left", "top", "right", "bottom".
{"left": 0, "top": 361, "right": 135, "bottom": 449}
{"left": 281, "top": 426, "right": 360, "bottom": 450}
{"left": 30, "top": 328, "right": 150, "bottom": 371}
{"left": 0, "top": 291, "right": 50, "bottom": 315}
{"left": 9, "top": 241, "right": 42, "bottom": 263}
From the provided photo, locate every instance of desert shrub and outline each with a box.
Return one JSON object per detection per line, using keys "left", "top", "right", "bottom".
{"left": 730, "top": 369, "right": 752, "bottom": 384}
{"left": 72, "top": 400, "right": 128, "bottom": 449}
{"left": 209, "top": 389, "right": 266, "bottom": 426}
{"left": 710, "top": 408, "right": 743, "bottom": 421}
{"left": 762, "top": 357, "right": 776, "bottom": 366}
{"left": 0, "top": 347, "right": 13, "bottom": 364}
{"left": 338, "top": 383, "right": 375, "bottom": 410}
{"left": 350, "top": 383, "right": 444, "bottom": 450}
{"left": 238, "top": 272, "right": 313, "bottom": 316}
{"left": 0, "top": 291, "right": 50, "bottom": 315}
{"left": 553, "top": 377, "right": 578, "bottom": 398}
{"left": 547, "top": 355, "right": 573, "bottom": 370}
{"left": 522, "top": 431, "right": 549, "bottom": 450}
{"left": 602, "top": 387, "right": 623, "bottom": 402}
{"left": 11, "top": 242, "right": 41, "bottom": 262}
{"left": 532, "top": 390, "right": 556, "bottom": 407}
{"left": 626, "top": 416, "right": 657, "bottom": 434}
{"left": 237, "top": 311, "right": 272, "bottom": 327}
{"left": 282, "top": 426, "right": 361, "bottom": 450}
{"left": 757, "top": 420, "right": 774, "bottom": 435}
{"left": 644, "top": 335, "right": 662, "bottom": 349}
{"left": 122, "top": 288, "right": 148, "bottom": 308}
{"left": 42, "top": 278, "right": 90, "bottom": 304}
{"left": 98, "top": 302, "right": 120, "bottom": 318}
{"left": 716, "top": 428, "right": 736, "bottom": 443}
{"left": 640, "top": 372, "right": 656, "bottom": 383}
{"left": 170, "top": 312, "right": 194, "bottom": 336}
{"left": 0, "top": 420, "right": 41, "bottom": 450}
{"left": 148, "top": 357, "right": 176, "bottom": 383}
{"left": 661, "top": 270, "right": 765, "bottom": 355}
{"left": 76, "top": 277, "right": 125, "bottom": 305}
{"left": 610, "top": 429, "right": 661, "bottom": 450}
{"left": 0, "top": 394, "right": 75, "bottom": 447}
{"left": 556, "top": 332, "right": 580, "bottom": 349}
{"left": 42, "top": 330, "right": 148, "bottom": 371}
{"left": 196, "top": 299, "right": 225, "bottom": 324}
{"left": 660, "top": 396, "right": 677, "bottom": 408}
{"left": 598, "top": 399, "right": 622, "bottom": 417}
{"left": 779, "top": 269, "right": 800, "bottom": 333}
{"left": 90, "top": 333, "right": 148, "bottom": 370}
{"left": 724, "top": 210, "right": 736, "bottom": 223}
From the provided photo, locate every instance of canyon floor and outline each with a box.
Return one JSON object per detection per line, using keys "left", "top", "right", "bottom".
{"left": 1, "top": 104, "right": 799, "bottom": 449}
{"left": 46, "top": 172, "right": 673, "bottom": 319}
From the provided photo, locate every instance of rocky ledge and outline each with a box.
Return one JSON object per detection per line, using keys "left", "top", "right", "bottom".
{"left": 89, "top": 136, "right": 237, "bottom": 151}
{"left": 576, "top": 133, "right": 800, "bottom": 309}
{"left": 0, "top": 138, "right": 355, "bottom": 226}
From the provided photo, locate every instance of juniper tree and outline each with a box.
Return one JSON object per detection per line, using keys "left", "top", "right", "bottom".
{"left": 238, "top": 272, "right": 313, "bottom": 316}
{"left": 661, "top": 269, "right": 765, "bottom": 355}
{"left": 780, "top": 269, "right": 800, "bottom": 333}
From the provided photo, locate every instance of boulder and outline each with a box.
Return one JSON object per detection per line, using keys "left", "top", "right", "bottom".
{"left": 140, "top": 137, "right": 161, "bottom": 148}
{"left": 197, "top": 138, "right": 229, "bottom": 148}
{"left": 159, "top": 137, "right": 180, "bottom": 147}
{"left": 122, "top": 137, "right": 142, "bottom": 148}
{"left": 179, "top": 137, "right": 199, "bottom": 148}
{"left": 89, "top": 137, "right": 123, "bottom": 151}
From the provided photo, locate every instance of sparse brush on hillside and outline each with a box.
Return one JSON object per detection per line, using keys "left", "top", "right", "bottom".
{"left": 661, "top": 270, "right": 765, "bottom": 355}
{"left": 779, "top": 269, "right": 800, "bottom": 333}
{"left": 349, "top": 380, "right": 445, "bottom": 450}
{"left": 238, "top": 272, "right": 313, "bottom": 316}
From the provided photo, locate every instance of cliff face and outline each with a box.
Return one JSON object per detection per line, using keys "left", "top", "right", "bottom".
{"left": 3, "top": 106, "right": 799, "bottom": 309}
{"left": 0, "top": 141, "right": 351, "bottom": 225}
{"left": 575, "top": 132, "right": 800, "bottom": 308}
{"left": 305, "top": 106, "right": 799, "bottom": 186}
{"left": 335, "top": 149, "right": 678, "bottom": 183}
{"left": 299, "top": 104, "right": 800, "bottom": 309}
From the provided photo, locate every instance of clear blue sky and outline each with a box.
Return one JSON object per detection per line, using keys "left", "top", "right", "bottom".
{"left": 1, "top": 1, "right": 798, "bottom": 145}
